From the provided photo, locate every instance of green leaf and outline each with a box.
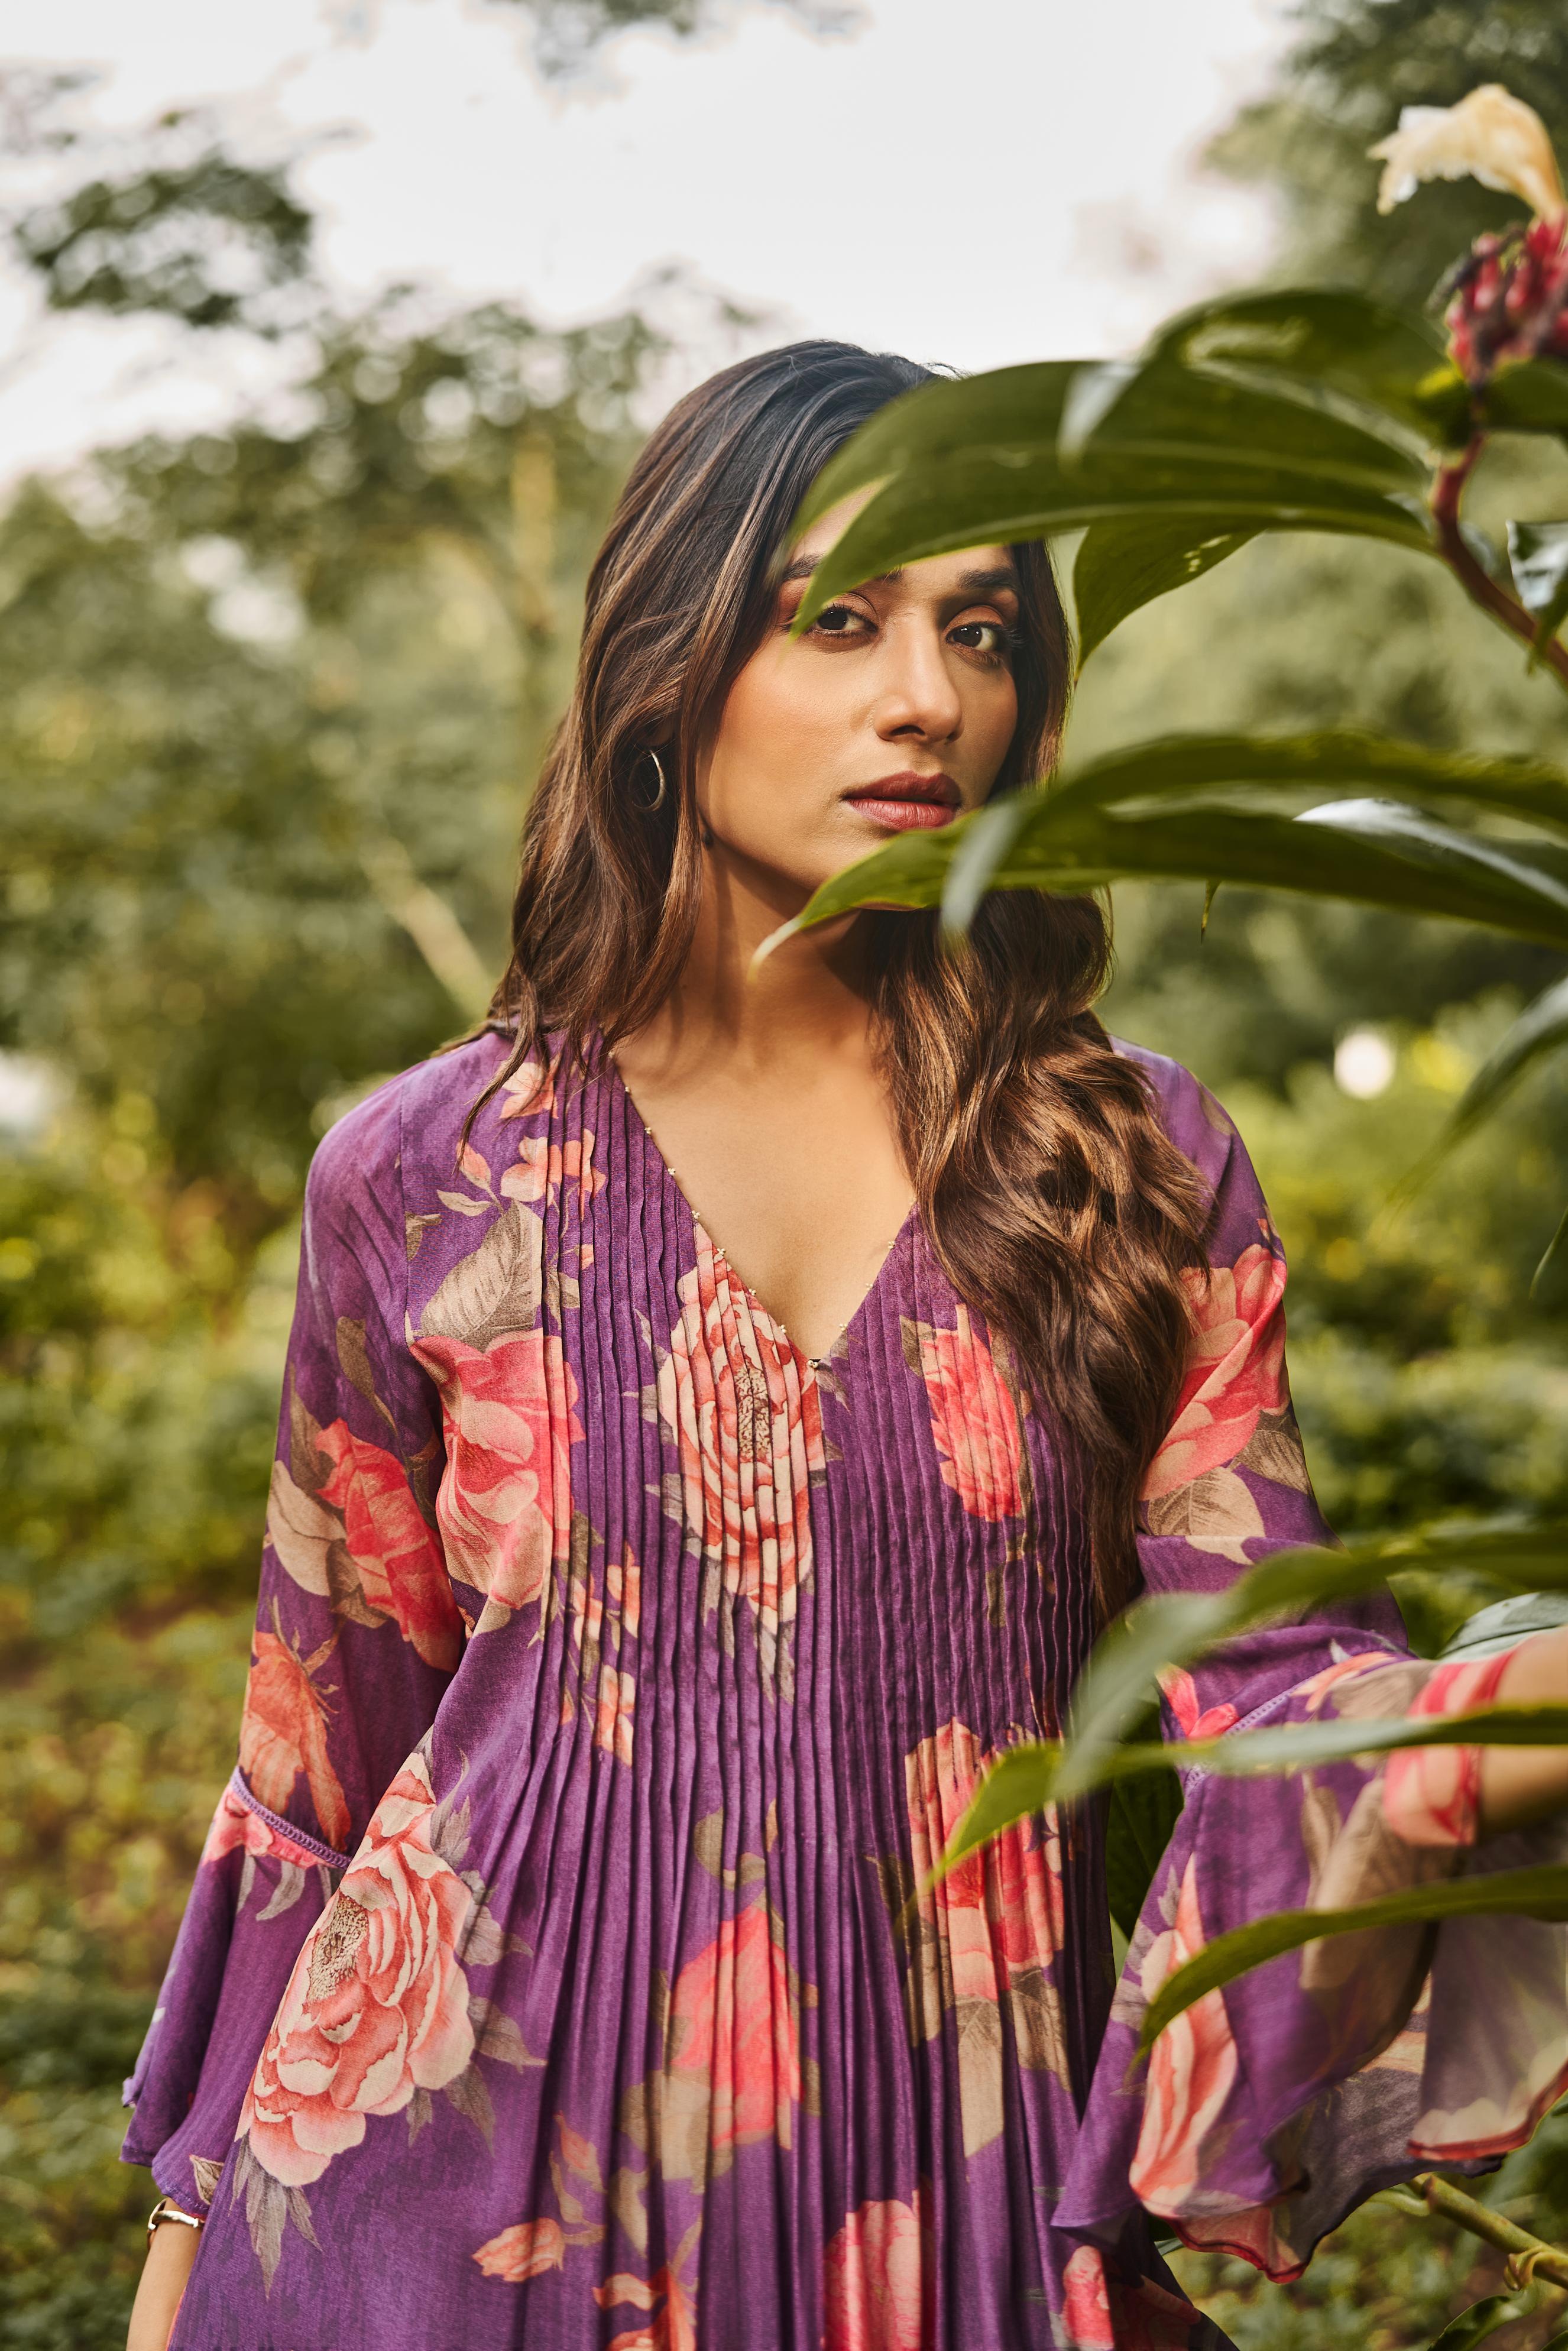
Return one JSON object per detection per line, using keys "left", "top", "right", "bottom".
{"left": 1508, "top": 520, "right": 1568, "bottom": 665}
{"left": 925, "top": 1519, "right": 1568, "bottom": 1875}
{"left": 794, "top": 445, "right": 1432, "bottom": 630}
{"left": 1139, "top": 1866, "right": 1568, "bottom": 2054}
{"left": 1534, "top": 1200, "right": 1568, "bottom": 1300}
{"left": 1411, "top": 972, "right": 1568, "bottom": 1179}
{"left": 1423, "top": 2292, "right": 1532, "bottom": 2351}
{"left": 1043, "top": 729, "right": 1568, "bottom": 842}
{"left": 1144, "top": 285, "right": 1466, "bottom": 452}
{"left": 791, "top": 361, "right": 1083, "bottom": 539}
{"left": 939, "top": 1705, "right": 1568, "bottom": 1883}
{"left": 1483, "top": 359, "right": 1568, "bottom": 442}
{"left": 767, "top": 792, "right": 1568, "bottom": 960}
{"left": 1072, "top": 518, "right": 1257, "bottom": 668}
{"left": 791, "top": 318, "right": 1433, "bottom": 553}
{"left": 1106, "top": 1757, "right": 1185, "bottom": 1941}
{"left": 1059, "top": 353, "right": 1427, "bottom": 487}
{"left": 1298, "top": 798, "right": 1568, "bottom": 938}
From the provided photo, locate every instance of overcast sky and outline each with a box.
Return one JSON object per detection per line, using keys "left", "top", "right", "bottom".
{"left": 0, "top": 0, "right": 1290, "bottom": 475}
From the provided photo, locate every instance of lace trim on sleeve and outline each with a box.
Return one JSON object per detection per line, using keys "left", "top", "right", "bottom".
{"left": 227, "top": 1766, "right": 353, "bottom": 1873}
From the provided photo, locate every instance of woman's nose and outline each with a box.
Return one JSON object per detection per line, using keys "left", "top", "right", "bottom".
{"left": 872, "top": 621, "right": 963, "bottom": 742}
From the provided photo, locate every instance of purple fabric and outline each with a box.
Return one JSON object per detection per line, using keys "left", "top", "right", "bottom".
{"left": 120, "top": 1030, "right": 1562, "bottom": 2349}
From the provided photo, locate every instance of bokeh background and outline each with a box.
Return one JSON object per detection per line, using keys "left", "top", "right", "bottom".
{"left": 7, "top": 2, "right": 1568, "bottom": 2343}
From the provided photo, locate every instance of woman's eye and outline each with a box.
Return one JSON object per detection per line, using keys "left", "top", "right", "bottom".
{"left": 808, "top": 603, "right": 873, "bottom": 641}
{"left": 948, "top": 618, "right": 1012, "bottom": 659}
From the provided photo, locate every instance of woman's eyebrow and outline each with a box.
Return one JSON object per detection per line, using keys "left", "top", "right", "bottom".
{"left": 779, "top": 558, "right": 1021, "bottom": 593}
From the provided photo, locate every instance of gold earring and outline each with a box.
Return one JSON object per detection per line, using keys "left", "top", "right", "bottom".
{"left": 639, "top": 749, "right": 667, "bottom": 812}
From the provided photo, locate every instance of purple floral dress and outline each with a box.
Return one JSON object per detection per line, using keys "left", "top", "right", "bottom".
{"left": 122, "top": 1031, "right": 1568, "bottom": 2350}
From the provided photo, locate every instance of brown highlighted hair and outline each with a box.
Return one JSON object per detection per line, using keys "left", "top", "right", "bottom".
{"left": 484, "top": 341, "right": 1210, "bottom": 1616}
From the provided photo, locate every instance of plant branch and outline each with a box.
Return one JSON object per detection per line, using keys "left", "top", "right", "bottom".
{"left": 359, "top": 838, "right": 494, "bottom": 1020}
{"left": 1433, "top": 439, "right": 1568, "bottom": 698}
{"left": 1395, "top": 2171, "right": 1568, "bottom": 2292}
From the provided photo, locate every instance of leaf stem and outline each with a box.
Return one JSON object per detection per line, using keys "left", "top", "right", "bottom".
{"left": 1432, "top": 438, "right": 1568, "bottom": 698}
{"left": 1413, "top": 2171, "right": 1568, "bottom": 2291}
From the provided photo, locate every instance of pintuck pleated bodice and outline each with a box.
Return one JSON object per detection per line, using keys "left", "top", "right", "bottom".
{"left": 126, "top": 1029, "right": 1566, "bottom": 2351}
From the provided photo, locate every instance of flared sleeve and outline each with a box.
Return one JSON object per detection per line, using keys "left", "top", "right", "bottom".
{"left": 1057, "top": 1048, "right": 1568, "bottom": 2282}
{"left": 121, "top": 1075, "right": 464, "bottom": 2214}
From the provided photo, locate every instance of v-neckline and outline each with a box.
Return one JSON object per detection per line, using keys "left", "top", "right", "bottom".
{"left": 600, "top": 1043, "right": 918, "bottom": 1369}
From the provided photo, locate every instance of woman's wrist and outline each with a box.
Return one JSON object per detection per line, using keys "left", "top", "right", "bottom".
{"left": 127, "top": 2198, "right": 203, "bottom": 2351}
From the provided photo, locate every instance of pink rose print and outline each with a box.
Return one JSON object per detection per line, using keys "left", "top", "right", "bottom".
{"left": 237, "top": 1625, "right": 351, "bottom": 1851}
{"left": 667, "top": 1899, "right": 801, "bottom": 2162}
{"left": 312, "top": 1420, "right": 459, "bottom": 1670}
{"left": 1143, "top": 1242, "right": 1287, "bottom": 1502}
{"left": 822, "top": 2190, "right": 930, "bottom": 2351}
{"left": 905, "top": 1718, "right": 1065, "bottom": 2003}
{"left": 413, "top": 1328, "right": 582, "bottom": 1614}
{"left": 1129, "top": 1857, "right": 1240, "bottom": 2214}
{"left": 1385, "top": 1645, "right": 1518, "bottom": 1848}
{"left": 595, "top": 1664, "right": 636, "bottom": 1766}
{"left": 496, "top": 1051, "right": 557, "bottom": 1121}
{"left": 240, "top": 1752, "right": 476, "bottom": 2188}
{"left": 1059, "top": 2246, "right": 1115, "bottom": 2350}
{"left": 472, "top": 2218, "right": 566, "bottom": 2281}
{"left": 501, "top": 1129, "right": 607, "bottom": 1206}
{"left": 622, "top": 1900, "right": 809, "bottom": 2190}
{"left": 904, "top": 1306, "right": 1023, "bottom": 1521}
{"left": 657, "top": 1228, "right": 825, "bottom": 1627}
{"left": 899, "top": 1717, "right": 1067, "bottom": 2153}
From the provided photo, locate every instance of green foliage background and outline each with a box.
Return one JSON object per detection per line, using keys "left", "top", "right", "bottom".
{"left": 7, "top": 2, "right": 1568, "bottom": 2342}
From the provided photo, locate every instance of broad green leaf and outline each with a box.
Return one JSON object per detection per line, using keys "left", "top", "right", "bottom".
{"left": 791, "top": 361, "right": 1082, "bottom": 539}
{"left": 1483, "top": 360, "right": 1568, "bottom": 442}
{"left": 1297, "top": 798, "right": 1568, "bottom": 937}
{"left": 1106, "top": 1757, "right": 1184, "bottom": 1941}
{"left": 1058, "top": 354, "right": 1427, "bottom": 487}
{"left": 1409, "top": 972, "right": 1568, "bottom": 1180}
{"left": 1139, "top": 1866, "right": 1568, "bottom": 2054}
{"left": 1144, "top": 285, "right": 1466, "bottom": 452}
{"left": 791, "top": 324, "right": 1434, "bottom": 551}
{"left": 1072, "top": 519, "right": 1257, "bottom": 668}
{"left": 1423, "top": 2293, "right": 1531, "bottom": 2351}
{"left": 1508, "top": 520, "right": 1568, "bottom": 665}
{"left": 938, "top": 1705, "right": 1568, "bottom": 1881}
{"left": 766, "top": 792, "right": 1568, "bottom": 958}
{"left": 1044, "top": 730, "right": 1568, "bottom": 843}
{"left": 794, "top": 446, "right": 1432, "bottom": 630}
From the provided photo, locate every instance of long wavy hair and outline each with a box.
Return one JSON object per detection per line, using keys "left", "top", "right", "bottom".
{"left": 480, "top": 340, "right": 1211, "bottom": 1617}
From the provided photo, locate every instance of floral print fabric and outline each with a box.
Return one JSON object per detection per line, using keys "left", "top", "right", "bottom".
{"left": 121, "top": 1032, "right": 1565, "bottom": 2347}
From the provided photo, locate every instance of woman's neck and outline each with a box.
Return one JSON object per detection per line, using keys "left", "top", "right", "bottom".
{"left": 636, "top": 843, "right": 873, "bottom": 1079}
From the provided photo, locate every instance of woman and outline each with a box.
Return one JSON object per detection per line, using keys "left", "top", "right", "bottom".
{"left": 124, "top": 341, "right": 1568, "bottom": 2351}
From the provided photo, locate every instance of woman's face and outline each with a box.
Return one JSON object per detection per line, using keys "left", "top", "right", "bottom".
{"left": 695, "top": 494, "right": 1023, "bottom": 908}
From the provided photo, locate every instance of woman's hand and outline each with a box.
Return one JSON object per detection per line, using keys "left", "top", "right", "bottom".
{"left": 126, "top": 2211, "right": 201, "bottom": 2351}
{"left": 1478, "top": 1624, "right": 1568, "bottom": 1835}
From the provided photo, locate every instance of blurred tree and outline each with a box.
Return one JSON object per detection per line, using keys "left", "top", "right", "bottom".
{"left": 0, "top": 292, "right": 660, "bottom": 1215}
{"left": 480, "top": 0, "right": 862, "bottom": 77}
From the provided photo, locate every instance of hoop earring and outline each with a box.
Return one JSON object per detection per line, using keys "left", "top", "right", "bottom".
{"left": 638, "top": 748, "right": 668, "bottom": 812}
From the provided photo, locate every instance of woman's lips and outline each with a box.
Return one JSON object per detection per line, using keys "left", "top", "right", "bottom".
{"left": 843, "top": 775, "right": 961, "bottom": 831}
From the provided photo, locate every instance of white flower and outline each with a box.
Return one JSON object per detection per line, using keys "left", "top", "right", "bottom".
{"left": 1369, "top": 85, "right": 1566, "bottom": 224}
